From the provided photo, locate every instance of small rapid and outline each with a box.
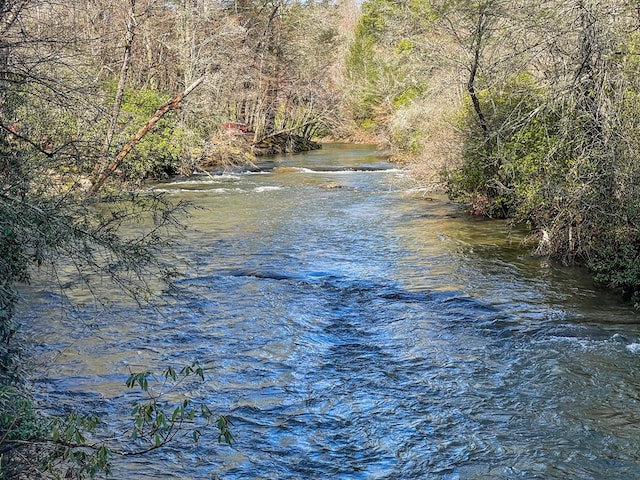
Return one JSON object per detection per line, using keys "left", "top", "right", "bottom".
{"left": 21, "top": 144, "right": 640, "bottom": 479}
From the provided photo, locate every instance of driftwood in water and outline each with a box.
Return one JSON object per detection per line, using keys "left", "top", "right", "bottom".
{"left": 252, "top": 132, "right": 320, "bottom": 156}
{"left": 252, "top": 123, "right": 320, "bottom": 156}
{"left": 198, "top": 119, "right": 321, "bottom": 171}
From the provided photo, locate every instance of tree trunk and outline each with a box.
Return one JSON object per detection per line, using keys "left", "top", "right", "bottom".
{"left": 468, "top": 11, "right": 489, "bottom": 143}
{"left": 100, "top": 0, "right": 137, "bottom": 165}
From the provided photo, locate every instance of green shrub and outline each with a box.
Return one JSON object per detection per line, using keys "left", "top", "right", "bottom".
{"left": 393, "top": 85, "right": 424, "bottom": 109}
{"left": 117, "top": 88, "right": 187, "bottom": 181}
{"left": 0, "top": 387, "right": 47, "bottom": 478}
{"left": 449, "top": 73, "right": 550, "bottom": 218}
{"left": 589, "top": 227, "right": 640, "bottom": 304}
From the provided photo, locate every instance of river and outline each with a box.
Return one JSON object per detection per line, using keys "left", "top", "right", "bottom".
{"left": 21, "top": 143, "right": 640, "bottom": 479}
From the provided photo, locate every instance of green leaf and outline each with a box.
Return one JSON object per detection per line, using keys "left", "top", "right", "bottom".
{"left": 171, "top": 406, "right": 181, "bottom": 422}
{"left": 163, "top": 366, "right": 177, "bottom": 381}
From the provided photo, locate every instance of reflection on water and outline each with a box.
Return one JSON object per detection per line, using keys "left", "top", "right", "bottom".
{"left": 20, "top": 143, "right": 640, "bottom": 479}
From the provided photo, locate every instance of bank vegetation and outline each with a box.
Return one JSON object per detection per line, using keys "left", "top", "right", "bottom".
{"left": 344, "top": 0, "right": 640, "bottom": 305}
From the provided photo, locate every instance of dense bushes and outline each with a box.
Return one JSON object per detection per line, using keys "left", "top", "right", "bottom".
{"left": 117, "top": 88, "right": 188, "bottom": 181}
{"left": 448, "top": 74, "right": 548, "bottom": 217}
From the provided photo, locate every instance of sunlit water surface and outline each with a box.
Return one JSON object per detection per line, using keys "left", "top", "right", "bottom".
{"left": 20, "top": 144, "right": 640, "bottom": 479}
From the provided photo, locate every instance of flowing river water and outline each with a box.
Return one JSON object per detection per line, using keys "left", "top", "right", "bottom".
{"left": 19, "top": 143, "right": 640, "bottom": 479}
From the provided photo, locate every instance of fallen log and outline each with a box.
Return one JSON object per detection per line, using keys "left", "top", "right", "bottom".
{"left": 89, "top": 76, "right": 205, "bottom": 194}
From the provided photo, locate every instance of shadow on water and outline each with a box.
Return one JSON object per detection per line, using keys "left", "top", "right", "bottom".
{"left": 19, "top": 144, "right": 640, "bottom": 479}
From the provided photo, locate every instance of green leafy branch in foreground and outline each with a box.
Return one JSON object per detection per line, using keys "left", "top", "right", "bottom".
{"left": 0, "top": 363, "right": 232, "bottom": 479}
{"left": 125, "top": 362, "right": 234, "bottom": 453}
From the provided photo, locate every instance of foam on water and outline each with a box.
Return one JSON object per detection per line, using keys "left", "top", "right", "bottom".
{"left": 625, "top": 342, "right": 640, "bottom": 354}
{"left": 151, "top": 187, "right": 244, "bottom": 194}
